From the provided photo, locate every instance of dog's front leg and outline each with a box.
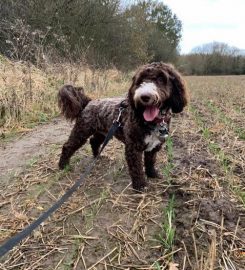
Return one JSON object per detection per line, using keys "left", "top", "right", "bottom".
{"left": 144, "top": 145, "right": 162, "bottom": 178}
{"left": 125, "top": 144, "right": 146, "bottom": 191}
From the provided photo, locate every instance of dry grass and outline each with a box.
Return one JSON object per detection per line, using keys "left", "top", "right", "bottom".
{"left": 0, "top": 63, "right": 245, "bottom": 269}
{"left": 0, "top": 57, "right": 130, "bottom": 138}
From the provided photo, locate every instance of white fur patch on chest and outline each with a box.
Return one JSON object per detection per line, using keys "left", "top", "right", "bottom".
{"left": 144, "top": 133, "right": 161, "bottom": 152}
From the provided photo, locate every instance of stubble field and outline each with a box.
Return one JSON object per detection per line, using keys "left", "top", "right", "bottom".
{"left": 0, "top": 60, "right": 244, "bottom": 270}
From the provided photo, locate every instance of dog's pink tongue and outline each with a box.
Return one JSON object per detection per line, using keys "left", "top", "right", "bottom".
{"left": 143, "top": 106, "right": 159, "bottom": 122}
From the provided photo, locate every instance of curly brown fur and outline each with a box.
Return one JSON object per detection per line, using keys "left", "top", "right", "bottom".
{"left": 144, "top": 144, "right": 162, "bottom": 178}
{"left": 58, "top": 85, "right": 91, "bottom": 121}
{"left": 58, "top": 62, "right": 188, "bottom": 191}
{"left": 90, "top": 133, "right": 106, "bottom": 157}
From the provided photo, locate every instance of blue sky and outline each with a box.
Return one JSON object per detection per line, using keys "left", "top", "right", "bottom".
{"left": 164, "top": 0, "right": 245, "bottom": 53}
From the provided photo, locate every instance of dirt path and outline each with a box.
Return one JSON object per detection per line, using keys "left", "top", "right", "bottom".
{"left": 0, "top": 118, "right": 72, "bottom": 185}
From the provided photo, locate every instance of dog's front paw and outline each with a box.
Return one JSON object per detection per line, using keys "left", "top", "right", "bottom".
{"left": 146, "top": 168, "right": 162, "bottom": 179}
{"left": 58, "top": 159, "right": 69, "bottom": 170}
{"left": 132, "top": 179, "right": 147, "bottom": 191}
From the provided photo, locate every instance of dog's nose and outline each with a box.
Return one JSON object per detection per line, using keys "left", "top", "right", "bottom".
{"left": 141, "top": 95, "right": 151, "bottom": 103}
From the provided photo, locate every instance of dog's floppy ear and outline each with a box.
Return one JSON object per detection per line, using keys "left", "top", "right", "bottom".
{"left": 127, "top": 66, "right": 145, "bottom": 108}
{"left": 164, "top": 64, "right": 188, "bottom": 113}
{"left": 127, "top": 74, "right": 136, "bottom": 107}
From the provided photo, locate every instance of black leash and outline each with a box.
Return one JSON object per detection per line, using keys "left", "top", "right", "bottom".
{"left": 0, "top": 107, "right": 125, "bottom": 258}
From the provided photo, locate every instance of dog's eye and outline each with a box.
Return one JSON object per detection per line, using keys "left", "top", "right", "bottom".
{"left": 157, "top": 76, "right": 166, "bottom": 84}
{"left": 135, "top": 78, "right": 143, "bottom": 86}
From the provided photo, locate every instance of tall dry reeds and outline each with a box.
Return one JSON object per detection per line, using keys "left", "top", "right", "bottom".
{"left": 0, "top": 57, "right": 131, "bottom": 136}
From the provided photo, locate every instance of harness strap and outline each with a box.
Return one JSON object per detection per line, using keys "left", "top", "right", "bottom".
{"left": 0, "top": 114, "right": 123, "bottom": 258}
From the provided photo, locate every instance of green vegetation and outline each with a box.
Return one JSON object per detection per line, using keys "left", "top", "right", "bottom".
{"left": 156, "top": 195, "right": 175, "bottom": 251}
{"left": 190, "top": 104, "right": 245, "bottom": 206}
{"left": 0, "top": 0, "right": 182, "bottom": 69}
{"left": 206, "top": 100, "right": 245, "bottom": 140}
{"left": 154, "top": 137, "right": 176, "bottom": 261}
{"left": 163, "top": 137, "right": 174, "bottom": 184}
{"left": 190, "top": 105, "right": 232, "bottom": 173}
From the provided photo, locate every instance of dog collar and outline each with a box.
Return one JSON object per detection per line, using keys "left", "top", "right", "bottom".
{"left": 143, "top": 108, "right": 171, "bottom": 138}
{"left": 144, "top": 108, "right": 171, "bottom": 126}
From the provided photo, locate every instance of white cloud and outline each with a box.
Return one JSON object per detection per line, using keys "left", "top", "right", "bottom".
{"left": 163, "top": 0, "right": 245, "bottom": 53}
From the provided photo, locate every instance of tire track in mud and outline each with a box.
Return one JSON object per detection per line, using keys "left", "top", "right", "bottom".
{"left": 170, "top": 111, "right": 245, "bottom": 269}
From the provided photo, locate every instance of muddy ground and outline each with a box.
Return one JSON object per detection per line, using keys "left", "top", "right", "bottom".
{"left": 0, "top": 107, "right": 244, "bottom": 269}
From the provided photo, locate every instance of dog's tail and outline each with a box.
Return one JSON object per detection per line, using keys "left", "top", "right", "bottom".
{"left": 58, "top": 85, "right": 91, "bottom": 121}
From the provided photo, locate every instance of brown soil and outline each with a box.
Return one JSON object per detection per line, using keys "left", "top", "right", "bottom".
{"left": 0, "top": 118, "right": 73, "bottom": 186}
{"left": 0, "top": 111, "right": 244, "bottom": 269}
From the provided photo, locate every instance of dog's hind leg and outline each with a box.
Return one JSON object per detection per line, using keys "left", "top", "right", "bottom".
{"left": 89, "top": 133, "right": 105, "bottom": 157}
{"left": 59, "top": 122, "right": 92, "bottom": 169}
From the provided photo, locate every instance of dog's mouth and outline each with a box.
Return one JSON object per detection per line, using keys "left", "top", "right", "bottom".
{"left": 143, "top": 106, "right": 160, "bottom": 122}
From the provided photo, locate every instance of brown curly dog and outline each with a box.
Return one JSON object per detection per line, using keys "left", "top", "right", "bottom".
{"left": 58, "top": 62, "right": 188, "bottom": 190}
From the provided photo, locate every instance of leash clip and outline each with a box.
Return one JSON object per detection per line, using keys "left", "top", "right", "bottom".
{"left": 114, "top": 106, "right": 124, "bottom": 127}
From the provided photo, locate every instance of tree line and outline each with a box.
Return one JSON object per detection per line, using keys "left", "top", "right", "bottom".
{"left": 0, "top": 0, "right": 181, "bottom": 70}
{"left": 179, "top": 42, "right": 245, "bottom": 75}
{"left": 1, "top": 1, "right": 244, "bottom": 74}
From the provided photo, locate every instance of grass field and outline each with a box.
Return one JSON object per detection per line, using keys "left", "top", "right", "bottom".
{"left": 0, "top": 61, "right": 244, "bottom": 269}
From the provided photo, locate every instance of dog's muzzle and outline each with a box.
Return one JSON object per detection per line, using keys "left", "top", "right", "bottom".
{"left": 133, "top": 82, "right": 160, "bottom": 106}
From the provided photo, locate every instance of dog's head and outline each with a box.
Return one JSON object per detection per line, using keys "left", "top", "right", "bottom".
{"left": 128, "top": 62, "right": 188, "bottom": 122}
